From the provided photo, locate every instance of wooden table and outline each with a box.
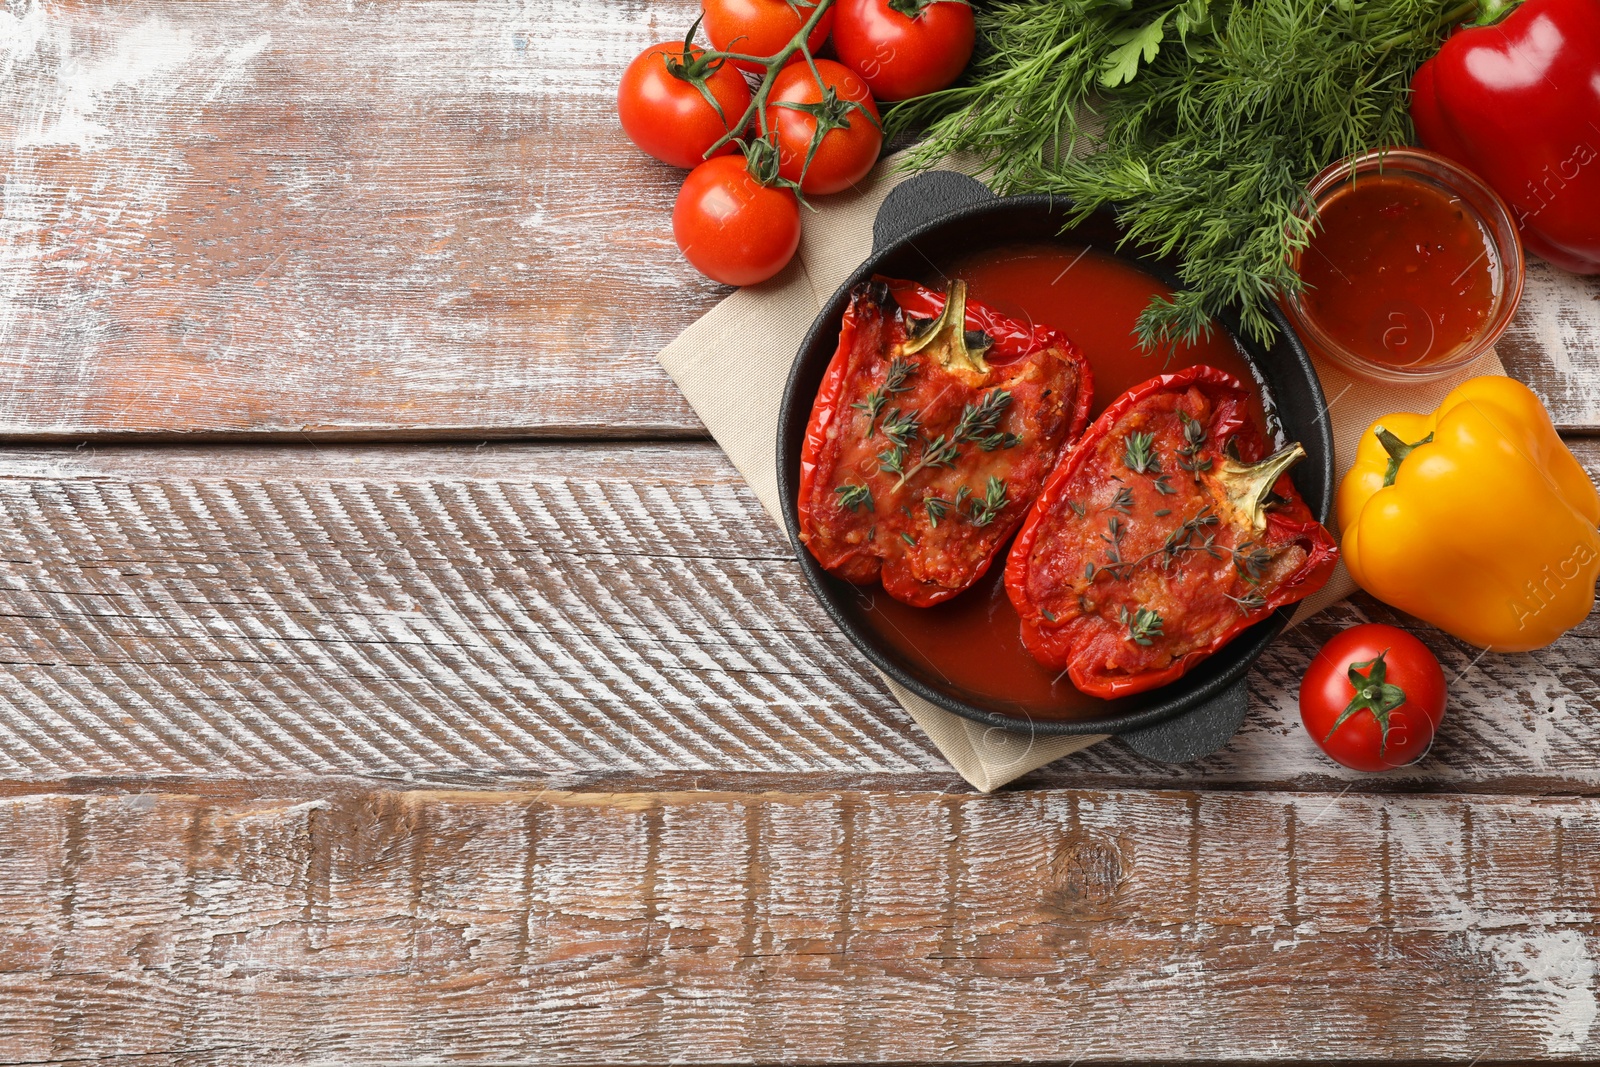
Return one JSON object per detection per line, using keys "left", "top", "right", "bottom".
{"left": 2, "top": 2, "right": 1599, "bottom": 1062}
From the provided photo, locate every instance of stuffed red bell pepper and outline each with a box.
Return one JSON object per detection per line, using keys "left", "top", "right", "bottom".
{"left": 1410, "top": 0, "right": 1600, "bottom": 274}
{"left": 798, "top": 276, "right": 1093, "bottom": 607}
{"left": 1005, "top": 366, "right": 1337, "bottom": 698}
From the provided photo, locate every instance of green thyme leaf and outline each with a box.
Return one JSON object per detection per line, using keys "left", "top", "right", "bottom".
{"left": 835, "top": 483, "right": 874, "bottom": 514}
{"left": 1226, "top": 589, "right": 1269, "bottom": 613}
{"left": 1124, "top": 432, "right": 1159, "bottom": 475}
{"left": 1233, "top": 541, "right": 1275, "bottom": 584}
{"left": 953, "top": 389, "right": 1016, "bottom": 451}
{"left": 883, "top": 356, "right": 915, "bottom": 394}
{"left": 1119, "top": 605, "right": 1165, "bottom": 646}
{"left": 854, "top": 357, "right": 917, "bottom": 437}
{"left": 897, "top": 433, "right": 961, "bottom": 487}
{"left": 881, "top": 407, "right": 922, "bottom": 448}
{"left": 878, "top": 442, "right": 907, "bottom": 480}
{"left": 964, "top": 475, "right": 1009, "bottom": 528}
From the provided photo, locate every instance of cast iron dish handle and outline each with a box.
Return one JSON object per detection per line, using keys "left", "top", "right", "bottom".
{"left": 872, "top": 170, "right": 1253, "bottom": 763}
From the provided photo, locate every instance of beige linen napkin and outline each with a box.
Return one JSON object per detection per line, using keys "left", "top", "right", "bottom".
{"left": 658, "top": 154, "right": 1503, "bottom": 790}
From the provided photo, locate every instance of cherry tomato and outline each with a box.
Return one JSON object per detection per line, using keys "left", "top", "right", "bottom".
{"left": 618, "top": 42, "right": 753, "bottom": 169}
{"left": 833, "top": 0, "right": 975, "bottom": 102}
{"left": 763, "top": 59, "right": 883, "bottom": 195}
{"left": 703, "top": 0, "right": 836, "bottom": 75}
{"left": 673, "top": 155, "right": 802, "bottom": 286}
{"left": 1299, "top": 623, "right": 1448, "bottom": 772}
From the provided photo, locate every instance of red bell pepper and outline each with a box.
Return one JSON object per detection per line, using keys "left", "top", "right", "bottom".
{"left": 1410, "top": 0, "right": 1600, "bottom": 274}
{"left": 798, "top": 276, "right": 1093, "bottom": 607}
{"left": 1004, "top": 366, "right": 1338, "bottom": 699}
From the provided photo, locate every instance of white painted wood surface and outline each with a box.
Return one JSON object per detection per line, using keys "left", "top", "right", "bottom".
{"left": 4, "top": 783, "right": 1600, "bottom": 1063}
{"left": 0, "top": 0, "right": 1594, "bottom": 438}
{"left": 0, "top": 0, "right": 716, "bottom": 437}
{"left": 1, "top": 0, "right": 1598, "bottom": 1062}
{"left": 0, "top": 441, "right": 1592, "bottom": 794}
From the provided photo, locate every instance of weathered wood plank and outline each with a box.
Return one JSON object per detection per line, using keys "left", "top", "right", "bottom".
{"left": 0, "top": 440, "right": 1594, "bottom": 790}
{"left": 0, "top": 780, "right": 1597, "bottom": 1064}
{"left": 0, "top": 0, "right": 714, "bottom": 439}
{"left": 1, "top": 0, "right": 1597, "bottom": 440}
{"left": 1499, "top": 261, "right": 1600, "bottom": 432}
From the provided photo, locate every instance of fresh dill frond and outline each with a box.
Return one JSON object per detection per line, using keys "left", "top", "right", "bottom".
{"left": 890, "top": 0, "right": 1466, "bottom": 346}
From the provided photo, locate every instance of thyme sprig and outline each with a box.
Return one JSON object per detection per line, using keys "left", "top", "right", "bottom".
{"left": 878, "top": 442, "right": 908, "bottom": 480}
{"left": 896, "top": 433, "right": 961, "bottom": 487}
{"left": 854, "top": 357, "right": 916, "bottom": 435}
{"left": 1232, "top": 541, "right": 1274, "bottom": 584}
{"left": 965, "top": 476, "right": 1009, "bottom": 527}
{"left": 1155, "top": 506, "right": 1224, "bottom": 569}
{"left": 1124, "top": 432, "right": 1159, "bottom": 474}
{"left": 1226, "top": 589, "right": 1269, "bottom": 614}
{"left": 1176, "top": 412, "right": 1213, "bottom": 479}
{"left": 1091, "top": 504, "right": 1225, "bottom": 582}
{"left": 880, "top": 407, "right": 921, "bottom": 448}
{"left": 953, "top": 389, "right": 1019, "bottom": 452}
{"left": 835, "top": 483, "right": 874, "bottom": 513}
{"left": 1120, "top": 605, "right": 1165, "bottom": 646}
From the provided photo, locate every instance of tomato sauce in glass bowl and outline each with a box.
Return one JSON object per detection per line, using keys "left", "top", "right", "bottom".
{"left": 1283, "top": 147, "right": 1524, "bottom": 383}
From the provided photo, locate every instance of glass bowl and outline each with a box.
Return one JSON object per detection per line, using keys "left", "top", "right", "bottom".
{"left": 1282, "top": 146, "right": 1525, "bottom": 384}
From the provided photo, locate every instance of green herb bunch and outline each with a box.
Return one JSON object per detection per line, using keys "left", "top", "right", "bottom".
{"left": 890, "top": 0, "right": 1475, "bottom": 347}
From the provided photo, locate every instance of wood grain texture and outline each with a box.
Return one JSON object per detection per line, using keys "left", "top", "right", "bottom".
{"left": 0, "top": 439, "right": 1595, "bottom": 790}
{"left": 0, "top": 0, "right": 1595, "bottom": 440}
{"left": 0, "top": 0, "right": 715, "bottom": 439}
{"left": 2, "top": 779, "right": 1599, "bottom": 1064}
{"left": 1499, "top": 261, "right": 1600, "bottom": 432}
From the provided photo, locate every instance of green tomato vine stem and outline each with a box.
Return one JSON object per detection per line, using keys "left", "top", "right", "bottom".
{"left": 700, "top": 0, "right": 840, "bottom": 165}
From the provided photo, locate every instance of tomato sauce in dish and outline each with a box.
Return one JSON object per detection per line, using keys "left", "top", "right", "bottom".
{"left": 1297, "top": 175, "right": 1496, "bottom": 368}
{"left": 853, "top": 244, "right": 1276, "bottom": 717}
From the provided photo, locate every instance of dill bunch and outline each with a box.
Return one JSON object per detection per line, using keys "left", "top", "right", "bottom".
{"left": 890, "top": 0, "right": 1476, "bottom": 347}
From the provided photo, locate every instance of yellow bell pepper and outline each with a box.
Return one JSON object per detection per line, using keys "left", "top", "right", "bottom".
{"left": 1338, "top": 376, "right": 1600, "bottom": 652}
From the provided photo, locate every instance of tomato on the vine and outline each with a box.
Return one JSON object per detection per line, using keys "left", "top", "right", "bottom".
{"left": 1299, "top": 623, "right": 1448, "bottom": 772}
{"left": 673, "top": 154, "right": 802, "bottom": 286}
{"left": 618, "top": 40, "right": 752, "bottom": 169}
{"left": 703, "top": 0, "right": 836, "bottom": 75}
{"left": 833, "top": 0, "right": 975, "bottom": 102}
{"left": 763, "top": 59, "right": 883, "bottom": 195}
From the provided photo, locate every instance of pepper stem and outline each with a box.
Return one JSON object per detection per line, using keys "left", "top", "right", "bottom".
{"left": 1374, "top": 425, "right": 1433, "bottom": 487}
{"left": 901, "top": 280, "right": 992, "bottom": 374}
{"left": 1470, "top": 0, "right": 1521, "bottom": 26}
{"left": 1214, "top": 442, "right": 1305, "bottom": 533}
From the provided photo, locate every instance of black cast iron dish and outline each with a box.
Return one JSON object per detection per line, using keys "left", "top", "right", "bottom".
{"left": 776, "top": 171, "right": 1334, "bottom": 762}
